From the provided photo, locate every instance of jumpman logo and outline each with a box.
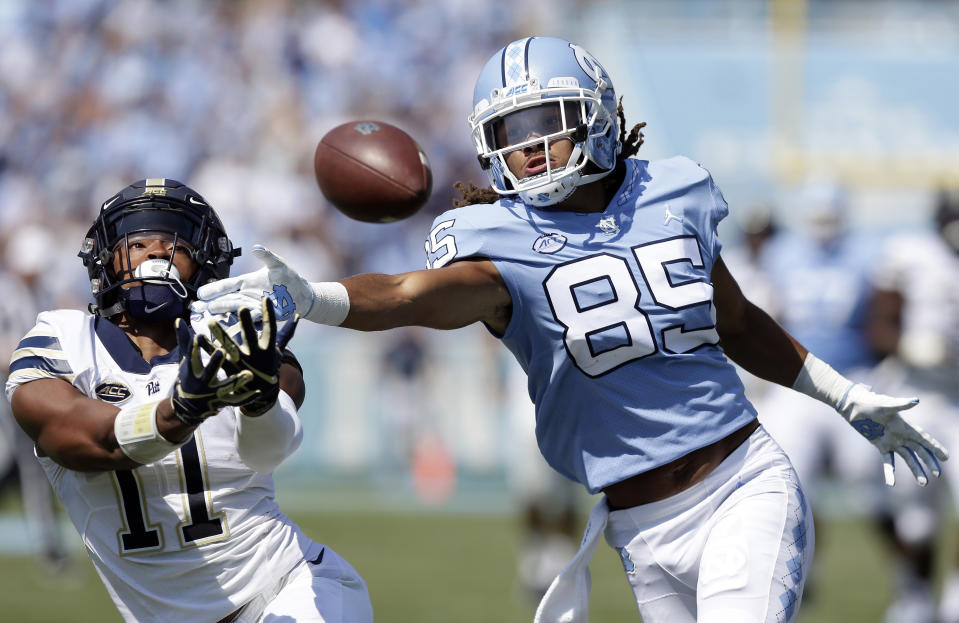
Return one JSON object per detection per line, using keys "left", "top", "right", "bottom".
{"left": 664, "top": 204, "right": 683, "bottom": 226}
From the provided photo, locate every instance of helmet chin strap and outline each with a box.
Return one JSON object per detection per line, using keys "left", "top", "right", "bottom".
{"left": 98, "top": 259, "right": 191, "bottom": 321}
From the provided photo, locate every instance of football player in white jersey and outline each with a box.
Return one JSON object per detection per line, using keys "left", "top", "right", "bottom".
{"left": 868, "top": 188, "right": 959, "bottom": 623}
{"left": 194, "top": 38, "right": 946, "bottom": 623}
{"left": 5, "top": 179, "right": 373, "bottom": 623}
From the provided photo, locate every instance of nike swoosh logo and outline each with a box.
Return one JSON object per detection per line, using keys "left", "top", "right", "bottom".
{"left": 308, "top": 548, "right": 325, "bottom": 565}
{"left": 188, "top": 197, "right": 206, "bottom": 206}
{"left": 144, "top": 302, "right": 168, "bottom": 313}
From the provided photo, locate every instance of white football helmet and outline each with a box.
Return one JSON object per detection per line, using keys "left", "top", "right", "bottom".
{"left": 469, "top": 36, "right": 621, "bottom": 207}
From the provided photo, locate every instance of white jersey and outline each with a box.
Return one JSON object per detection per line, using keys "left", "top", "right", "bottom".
{"left": 5, "top": 309, "right": 313, "bottom": 623}
{"left": 871, "top": 230, "right": 959, "bottom": 394}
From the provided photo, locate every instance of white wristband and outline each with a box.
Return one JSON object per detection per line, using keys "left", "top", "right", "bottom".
{"left": 791, "top": 353, "right": 856, "bottom": 414}
{"left": 305, "top": 281, "right": 350, "bottom": 326}
{"left": 115, "top": 399, "right": 189, "bottom": 464}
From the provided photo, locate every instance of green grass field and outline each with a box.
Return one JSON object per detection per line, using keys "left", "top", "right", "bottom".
{"left": 0, "top": 509, "right": 899, "bottom": 622}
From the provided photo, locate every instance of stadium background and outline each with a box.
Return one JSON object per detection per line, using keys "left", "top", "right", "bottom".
{"left": 0, "top": 0, "right": 957, "bottom": 620}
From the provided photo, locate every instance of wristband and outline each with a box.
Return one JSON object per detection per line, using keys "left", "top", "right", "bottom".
{"left": 305, "top": 282, "right": 349, "bottom": 326}
{"left": 791, "top": 353, "right": 856, "bottom": 413}
{"left": 115, "top": 399, "right": 190, "bottom": 464}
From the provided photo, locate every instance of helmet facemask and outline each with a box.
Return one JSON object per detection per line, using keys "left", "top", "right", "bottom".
{"left": 472, "top": 83, "right": 616, "bottom": 207}
{"left": 108, "top": 232, "right": 193, "bottom": 322}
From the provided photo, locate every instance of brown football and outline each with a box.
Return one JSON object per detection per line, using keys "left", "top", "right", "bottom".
{"left": 314, "top": 120, "right": 433, "bottom": 223}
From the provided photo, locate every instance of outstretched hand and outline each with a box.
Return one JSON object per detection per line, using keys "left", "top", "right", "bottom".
{"left": 171, "top": 318, "right": 257, "bottom": 426}
{"left": 208, "top": 297, "right": 299, "bottom": 416}
{"left": 840, "top": 384, "right": 949, "bottom": 486}
{"left": 193, "top": 245, "right": 313, "bottom": 324}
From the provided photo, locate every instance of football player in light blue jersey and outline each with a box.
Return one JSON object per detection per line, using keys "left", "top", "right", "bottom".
{"left": 196, "top": 37, "right": 947, "bottom": 623}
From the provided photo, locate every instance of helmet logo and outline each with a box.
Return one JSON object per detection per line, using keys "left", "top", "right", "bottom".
{"left": 143, "top": 178, "right": 169, "bottom": 196}
{"left": 570, "top": 43, "right": 607, "bottom": 85}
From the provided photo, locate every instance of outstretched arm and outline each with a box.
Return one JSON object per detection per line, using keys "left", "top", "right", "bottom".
{"left": 712, "top": 254, "right": 947, "bottom": 486}
{"left": 195, "top": 246, "right": 513, "bottom": 334}
{"left": 340, "top": 259, "right": 511, "bottom": 333}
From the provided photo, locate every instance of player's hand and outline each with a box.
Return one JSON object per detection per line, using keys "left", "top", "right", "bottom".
{"left": 839, "top": 384, "right": 949, "bottom": 486}
{"left": 171, "top": 318, "right": 257, "bottom": 426}
{"left": 192, "top": 245, "right": 312, "bottom": 324}
{"left": 208, "top": 297, "right": 299, "bottom": 416}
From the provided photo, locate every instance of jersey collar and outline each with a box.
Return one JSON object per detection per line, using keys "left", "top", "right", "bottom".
{"left": 94, "top": 316, "right": 182, "bottom": 374}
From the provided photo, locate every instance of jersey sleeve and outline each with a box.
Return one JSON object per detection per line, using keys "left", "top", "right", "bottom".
{"left": 423, "top": 209, "right": 487, "bottom": 269}
{"left": 5, "top": 311, "right": 76, "bottom": 400}
{"left": 695, "top": 160, "right": 729, "bottom": 264}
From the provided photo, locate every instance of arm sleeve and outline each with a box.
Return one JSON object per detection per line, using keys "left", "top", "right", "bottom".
{"left": 234, "top": 390, "right": 303, "bottom": 473}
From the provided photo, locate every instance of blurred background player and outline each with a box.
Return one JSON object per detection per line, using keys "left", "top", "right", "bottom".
{"left": 755, "top": 181, "right": 883, "bottom": 597}
{"left": 0, "top": 224, "right": 70, "bottom": 572}
{"left": 867, "top": 188, "right": 959, "bottom": 623}
{"left": 721, "top": 203, "right": 781, "bottom": 404}
{"left": 6, "top": 179, "right": 373, "bottom": 623}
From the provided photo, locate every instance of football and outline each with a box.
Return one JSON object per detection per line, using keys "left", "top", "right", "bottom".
{"left": 314, "top": 120, "right": 433, "bottom": 223}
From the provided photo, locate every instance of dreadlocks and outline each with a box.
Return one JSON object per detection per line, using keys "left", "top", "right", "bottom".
{"left": 453, "top": 98, "right": 646, "bottom": 207}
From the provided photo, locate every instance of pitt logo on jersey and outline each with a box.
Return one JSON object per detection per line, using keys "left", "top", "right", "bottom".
{"left": 95, "top": 381, "right": 132, "bottom": 404}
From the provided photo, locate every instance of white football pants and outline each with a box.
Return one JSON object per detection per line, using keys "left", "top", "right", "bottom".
{"left": 605, "top": 426, "right": 814, "bottom": 623}
{"left": 236, "top": 542, "right": 373, "bottom": 623}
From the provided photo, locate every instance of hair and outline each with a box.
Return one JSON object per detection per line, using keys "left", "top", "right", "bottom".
{"left": 453, "top": 98, "right": 646, "bottom": 207}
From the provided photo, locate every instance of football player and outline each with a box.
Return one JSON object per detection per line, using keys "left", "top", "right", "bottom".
{"left": 5, "top": 179, "right": 372, "bottom": 623}
{"left": 867, "top": 188, "right": 959, "bottom": 623}
{"left": 195, "top": 38, "right": 946, "bottom": 623}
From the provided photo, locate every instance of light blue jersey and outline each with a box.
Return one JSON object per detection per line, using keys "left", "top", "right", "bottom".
{"left": 425, "top": 157, "right": 756, "bottom": 493}
{"left": 762, "top": 232, "right": 878, "bottom": 373}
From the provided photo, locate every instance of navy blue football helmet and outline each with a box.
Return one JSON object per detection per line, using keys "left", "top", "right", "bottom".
{"left": 79, "top": 178, "right": 240, "bottom": 319}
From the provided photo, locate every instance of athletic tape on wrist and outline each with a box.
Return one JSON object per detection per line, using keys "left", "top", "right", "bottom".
{"left": 791, "top": 352, "right": 856, "bottom": 413}
{"left": 115, "top": 399, "right": 190, "bottom": 464}
{"left": 305, "top": 281, "right": 349, "bottom": 326}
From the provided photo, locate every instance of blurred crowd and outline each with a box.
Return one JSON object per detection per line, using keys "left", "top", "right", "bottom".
{"left": 0, "top": 0, "right": 570, "bottom": 299}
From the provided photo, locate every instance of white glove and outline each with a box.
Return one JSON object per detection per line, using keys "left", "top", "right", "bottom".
{"left": 838, "top": 384, "right": 947, "bottom": 487}
{"left": 793, "top": 353, "right": 948, "bottom": 487}
{"left": 193, "top": 245, "right": 349, "bottom": 326}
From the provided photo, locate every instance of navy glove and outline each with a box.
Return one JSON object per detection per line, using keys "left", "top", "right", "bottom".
{"left": 171, "top": 318, "right": 256, "bottom": 426}
{"left": 208, "top": 297, "right": 299, "bottom": 416}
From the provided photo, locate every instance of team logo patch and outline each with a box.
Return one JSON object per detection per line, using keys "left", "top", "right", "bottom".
{"left": 95, "top": 381, "right": 132, "bottom": 404}
{"left": 268, "top": 284, "right": 297, "bottom": 320}
{"left": 598, "top": 215, "right": 619, "bottom": 235}
{"left": 532, "top": 233, "right": 567, "bottom": 254}
{"left": 852, "top": 418, "right": 885, "bottom": 440}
